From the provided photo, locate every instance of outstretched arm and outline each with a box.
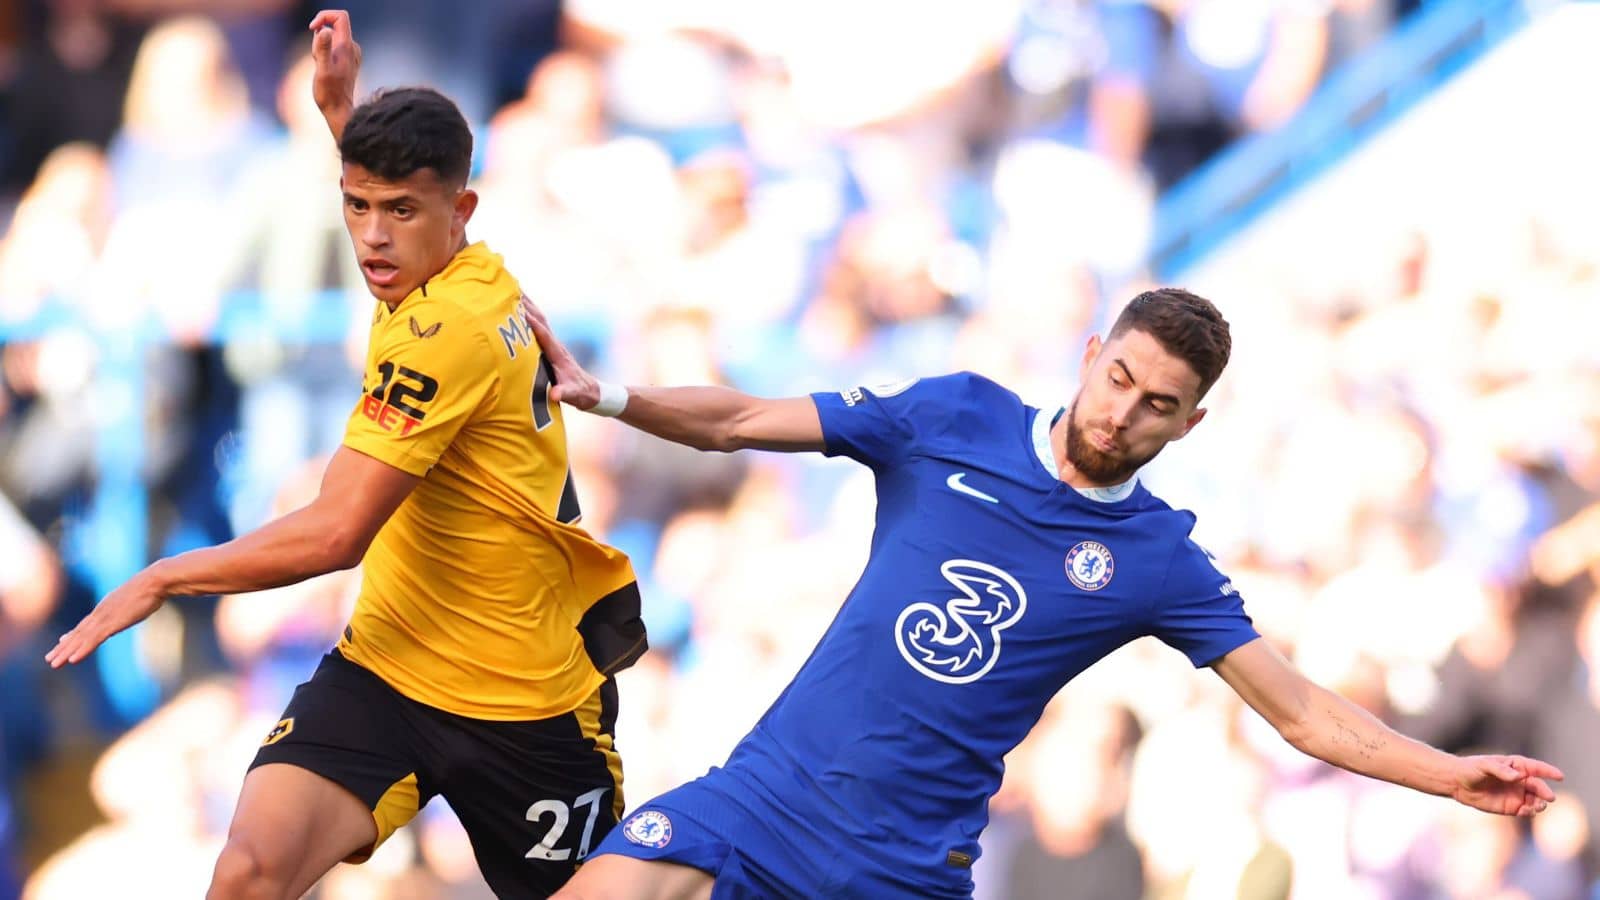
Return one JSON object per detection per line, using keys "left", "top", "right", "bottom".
{"left": 1214, "top": 638, "right": 1562, "bottom": 817}
{"left": 47, "top": 447, "right": 417, "bottom": 668}
{"left": 309, "top": 9, "right": 363, "bottom": 143}
{"left": 521, "top": 296, "right": 825, "bottom": 453}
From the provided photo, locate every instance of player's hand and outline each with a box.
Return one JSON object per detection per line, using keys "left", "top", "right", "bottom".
{"left": 1451, "top": 755, "right": 1564, "bottom": 817}
{"left": 45, "top": 570, "right": 168, "bottom": 669}
{"left": 520, "top": 294, "right": 602, "bottom": 411}
{"left": 309, "top": 9, "right": 362, "bottom": 138}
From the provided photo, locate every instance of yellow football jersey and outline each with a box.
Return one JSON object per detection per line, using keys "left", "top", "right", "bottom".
{"left": 338, "top": 242, "right": 645, "bottom": 721}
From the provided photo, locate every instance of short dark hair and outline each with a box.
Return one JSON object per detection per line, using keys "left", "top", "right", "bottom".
{"left": 339, "top": 87, "right": 472, "bottom": 186}
{"left": 1108, "top": 287, "right": 1231, "bottom": 399}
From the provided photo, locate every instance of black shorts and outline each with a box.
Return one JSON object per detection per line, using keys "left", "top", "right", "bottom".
{"left": 249, "top": 649, "right": 624, "bottom": 899}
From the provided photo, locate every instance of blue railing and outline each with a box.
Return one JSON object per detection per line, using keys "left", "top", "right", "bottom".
{"left": 1149, "top": 0, "right": 1538, "bottom": 279}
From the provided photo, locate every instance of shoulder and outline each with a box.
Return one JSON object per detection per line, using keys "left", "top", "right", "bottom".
{"left": 369, "top": 292, "right": 506, "bottom": 388}
{"left": 1116, "top": 489, "right": 1208, "bottom": 564}
{"left": 933, "top": 370, "right": 1021, "bottom": 404}
{"left": 812, "top": 371, "right": 1029, "bottom": 464}
{"left": 422, "top": 244, "right": 524, "bottom": 334}
{"left": 1122, "top": 482, "right": 1189, "bottom": 522}
{"left": 1150, "top": 507, "right": 1236, "bottom": 597}
{"left": 415, "top": 277, "right": 528, "bottom": 359}
{"left": 882, "top": 371, "right": 1027, "bottom": 438}
{"left": 935, "top": 371, "right": 1034, "bottom": 449}
{"left": 881, "top": 370, "right": 1025, "bottom": 418}
{"left": 394, "top": 294, "right": 495, "bottom": 351}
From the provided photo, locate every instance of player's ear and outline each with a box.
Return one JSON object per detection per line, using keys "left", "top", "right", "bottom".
{"left": 1079, "top": 334, "right": 1103, "bottom": 382}
{"left": 1174, "top": 406, "right": 1207, "bottom": 440}
{"left": 452, "top": 187, "right": 478, "bottom": 230}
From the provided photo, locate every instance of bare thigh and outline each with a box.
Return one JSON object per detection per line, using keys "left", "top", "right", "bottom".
{"left": 552, "top": 854, "right": 714, "bottom": 900}
{"left": 210, "top": 762, "right": 378, "bottom": 899}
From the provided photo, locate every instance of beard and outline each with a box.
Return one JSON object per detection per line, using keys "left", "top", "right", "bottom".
{"left": 1063, "top": 398, "right": 1163, "bottom": 485}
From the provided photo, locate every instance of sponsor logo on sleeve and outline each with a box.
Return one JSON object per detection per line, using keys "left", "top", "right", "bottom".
{"left": 261, "top": 718, "right": 295, "bottom": 746}
{"left": 361, "top": 361, "right": 439, "bottom": 435}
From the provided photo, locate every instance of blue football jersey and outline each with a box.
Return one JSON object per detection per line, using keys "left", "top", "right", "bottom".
{"left": 714, "top": 372, "right": 1259, "bottom": 892}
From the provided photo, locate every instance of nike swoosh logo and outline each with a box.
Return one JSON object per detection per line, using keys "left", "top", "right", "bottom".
{"left": 946, "top": 472, "right": 999, "bottom": 504}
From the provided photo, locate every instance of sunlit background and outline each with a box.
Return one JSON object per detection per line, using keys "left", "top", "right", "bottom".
{"left": 1, "top": 0, "right": 1598, "bottom": 897}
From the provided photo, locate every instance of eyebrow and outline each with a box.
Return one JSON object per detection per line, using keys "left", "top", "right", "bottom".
{"left": 343, "top": 192, "right": 420, "bottom": 207}
{"left": 1113, "top": 359, "right": 1182, "bottom": 408}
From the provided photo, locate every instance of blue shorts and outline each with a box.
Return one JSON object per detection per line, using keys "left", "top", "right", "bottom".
{"left": 590, "top": 771, "right": 973, "bottom": 899}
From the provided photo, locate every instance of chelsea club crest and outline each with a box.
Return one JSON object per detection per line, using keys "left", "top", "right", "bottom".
{"left": 622, "top": 810, "right": 673, "bottom": 848}
{"left": 1065, "top": 541, "right": 1115, "bottom": 591}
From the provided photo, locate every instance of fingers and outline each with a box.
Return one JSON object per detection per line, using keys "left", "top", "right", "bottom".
{"left": 1511, "top": 756, "right": 1565, "bottom": 783}
{"left": 1487, "top": 757, "right": 1565, "bottom": 793}
{"left": 524, "top": 308, "right": 552, "bottom": 343}
{"left": 45, "top": 619, "right": 98, "bottom": 668}
{"left": 43, "top": 633, "right": 67, "bottom": 667}
{"left": 1488, "top": 761, "right": 1523, "bottom": 783}
{"left": 1524, "top": 776, "right": 1556, "bottom": 803}
{"left": 523, "top": 307, "right": 570, "bottom": 365}
{"left": 308, "top": 9, "right": 351, "bottom": 37}
{"left": 515, "top": 295, "right": 597, "bottom": 409}
{"left": 308, "top": 11, "right": 355, "bottom": 66}
{"left": 519, "top": 294, "right": 552, "bottom": 333}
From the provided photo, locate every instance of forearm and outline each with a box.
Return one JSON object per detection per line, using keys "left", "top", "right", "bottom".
{"left": 148, "top": 506, "right": 357, "bottom": 598}
{"left": 616, "top": 385, "right": 756, "bottom": 452}
{"left": 320, "top": 101, "right": 353, "bottom": 144}
{"left": 1287, "top": 682, "right": 1465, "bottom": 796}
{"left": 527, "top": 301, "right": 822, "bottom": 453}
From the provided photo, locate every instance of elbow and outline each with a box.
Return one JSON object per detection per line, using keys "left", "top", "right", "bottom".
{"left": 1277, "top": 717, "right": 1316, "bottom": 755}
{"left": 710, "top": 410, "right": 753, "bottom": 453}
{"left": 1267, "top": 692, "right": 1320, "bottom": 755}
{"left": 320, "top": 528, "right": 370, "bottom": 572}
{"left": 1277, "top": 697, "right": 1347, "bottom": 765}
{"left": 1256, "top": 674, "right": 1322, "bottom": 755}
{"left": 677, "top": 425, "right": 738, "bottom": 453}
{"left": 709, "top": 428, "right": 744, "bottom": 453}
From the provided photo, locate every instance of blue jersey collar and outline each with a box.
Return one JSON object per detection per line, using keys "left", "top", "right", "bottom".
{"left": 1031, "top": 406, "right": 1138, "bottom": 503}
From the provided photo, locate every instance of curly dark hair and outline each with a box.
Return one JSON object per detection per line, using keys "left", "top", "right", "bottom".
{"left": 339, "top": 87, "right": 472, "bottom": 186}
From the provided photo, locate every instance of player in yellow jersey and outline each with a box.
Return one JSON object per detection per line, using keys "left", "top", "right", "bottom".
{"left": 46, "top": 11, "right": 645, "bottom": 898}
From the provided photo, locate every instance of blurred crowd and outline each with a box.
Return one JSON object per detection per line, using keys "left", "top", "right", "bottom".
{"left": 6, "top": 1, "right": 1597, "bottom": 899}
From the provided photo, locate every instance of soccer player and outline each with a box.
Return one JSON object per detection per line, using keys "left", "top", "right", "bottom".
{"left": 519, "top": 288, "right": 1565, "bottom": 900}
{"left": 46, "top": 12, "right": 646, "bottom": 899}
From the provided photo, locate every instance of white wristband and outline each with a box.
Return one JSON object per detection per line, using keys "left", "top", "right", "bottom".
{"left": 591, "top": 381, "right": 629, "bottom": 417}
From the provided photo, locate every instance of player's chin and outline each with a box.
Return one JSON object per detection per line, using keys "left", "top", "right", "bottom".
{"left": 1079, "top": 451, "right": 1128, "bottom": 482}
{"left": 364, "top": 278, "right": 412, "bottom": 304}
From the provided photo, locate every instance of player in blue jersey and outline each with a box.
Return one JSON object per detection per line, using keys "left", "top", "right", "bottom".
{"left": 523, "top": 288, "right": 1563, "bottom": 900}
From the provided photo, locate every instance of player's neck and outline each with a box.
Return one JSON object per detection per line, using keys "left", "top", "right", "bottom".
{"left": 379, "top": 237, "right": 474, "bottom": 312}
